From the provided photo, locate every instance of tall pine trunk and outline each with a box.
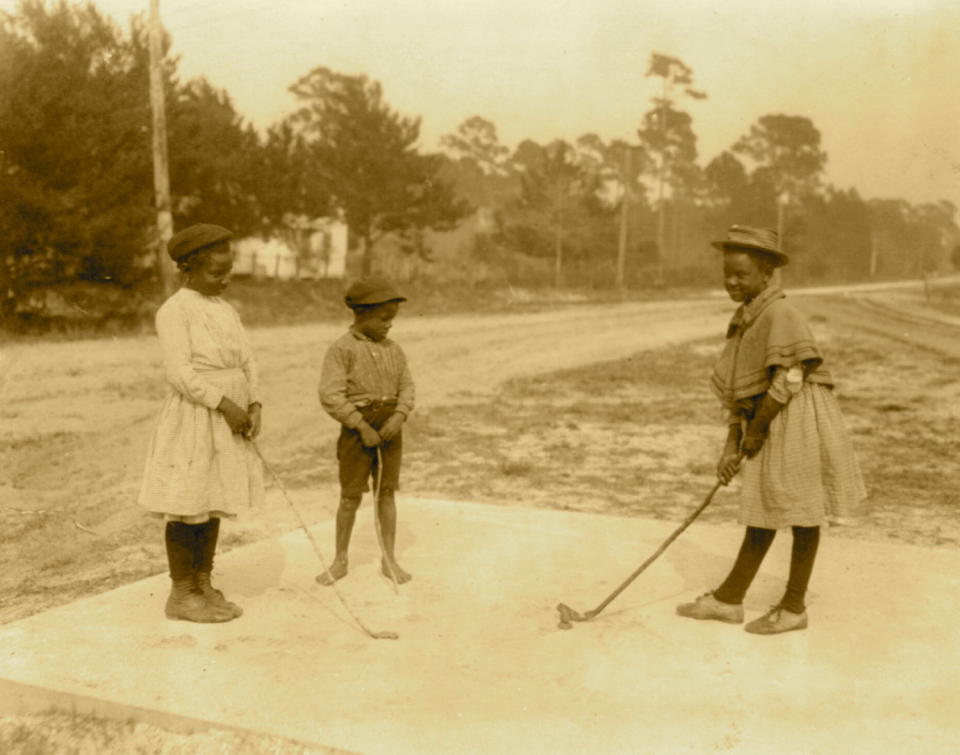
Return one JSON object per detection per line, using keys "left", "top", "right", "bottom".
{"left": 361, "top": 234, "right": 373, "bottom": 275}
{"left": 554, "top": 219, "right": 563, "bottom": 289}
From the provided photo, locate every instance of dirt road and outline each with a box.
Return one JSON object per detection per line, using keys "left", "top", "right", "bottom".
{"left": 3, "top": 285, "right": 959, "bottom": 754}
{"left": 0, "top": 297, "right": 730, "bottom": 621}
{"left": 3, "top": 288, "right": 958, "bottom": 622}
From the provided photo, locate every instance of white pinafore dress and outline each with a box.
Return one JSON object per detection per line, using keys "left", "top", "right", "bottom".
{"left": 138, "top": 287, "right": 263, "bottom": 522}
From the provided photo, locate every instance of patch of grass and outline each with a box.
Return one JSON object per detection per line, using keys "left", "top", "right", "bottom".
{"left": 406, "top": 340, "right": 726, "bottom": 519}
{"left": 0, "top": 710, "right": 325, "bottom": 754}
{"left": 498, "top": 459, "right": 535, "bottom": 477}
{"left": 407, "top": 328, "right": 960, "bottom": 548}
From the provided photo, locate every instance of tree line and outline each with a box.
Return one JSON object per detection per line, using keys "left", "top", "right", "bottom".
{"left": 1, "top": 1, "right": 957, "bottom": 328}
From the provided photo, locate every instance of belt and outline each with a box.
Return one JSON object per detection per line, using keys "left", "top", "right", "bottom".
{"left": 359, "top": 398, "right": 398, "bottom": 409}
{"left": 194, "top": 366, "right": 244, "bottom": 376}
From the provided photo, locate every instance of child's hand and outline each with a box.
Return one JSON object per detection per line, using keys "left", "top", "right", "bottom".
{"left": 379, "top": 413, "right": 405, "bottom": 441}
{"left": 740, "top": 430, "right": 766, "bottom": 459}
{"left": 218, "top": 397, "right": 251, "bottom": 435}
{"left": 245, "top": 403, "right": 262, "bottom": 440}
{"left": 358, "top": 422, "right": 382, "bottom": 448}
{"left": 717, "top": 452, "right": 741, "bottom": 485}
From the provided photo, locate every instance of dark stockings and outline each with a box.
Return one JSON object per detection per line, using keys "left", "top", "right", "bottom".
{"left": 165, "top": 521, "right": 199, "bottom": 581}
{"left": 714, "top": 525, "right": 820, "bottom": 613}
{"left": 782, "top": 526, "right": 819, "bottom": 613}
{"left": 165, "top": 518, "right": 222, "bottom": 580}
{"left": 194, "top": 517, "right": 221, "bottom": 574}
{"left": 714, "top": 526, "right": 776, "bottom": 606}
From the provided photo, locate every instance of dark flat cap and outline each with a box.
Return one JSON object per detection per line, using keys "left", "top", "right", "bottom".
{"left": 711, "top": 225, "right": 789, "bottom": 267}
{"left": 344, "top": 276, "right": 407, "bottom": 308}
{"left": 167, "top": 223, "right": 233, "bottom": 263}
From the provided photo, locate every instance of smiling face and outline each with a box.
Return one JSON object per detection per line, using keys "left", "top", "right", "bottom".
{"left": 185, "top": 243, "right": 233, "bottom": 297}
{"left": 355, "top": 301, "right": 400, "bottom": 341}
{"left": 723, "top": 250, "right": 771, "bottom": 304}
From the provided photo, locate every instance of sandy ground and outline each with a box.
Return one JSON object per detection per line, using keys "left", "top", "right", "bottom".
{"left": 2, "top": 286, "right": 959, "bottom": 752}
{"left": 2, "top": 499, "right": 958, "bottom": 754}
{"left": 397, "top": 294, "right": 960, "bottom": 549}
{"left": 3, "top": 290, "right": 959, "bottom": 624}
{"left": 0, "top": 711, "right": 331, "bottom": 755}
{"left": 0, "top": 297, "right": 729, "bottom": 624}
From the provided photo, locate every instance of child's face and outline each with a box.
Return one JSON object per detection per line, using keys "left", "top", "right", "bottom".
{"left": 190, "top": 245, "right": 234, "bottom": 297}
{"left": 356, "top": 301, "right": 399, "bottom": 341}
{"left": 723, "top": 251, "right": 770, "bottom": 304}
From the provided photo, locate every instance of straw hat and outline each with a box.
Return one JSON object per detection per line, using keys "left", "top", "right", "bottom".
{"left": 711, "top": 225, "right": 788, "bottom": 267}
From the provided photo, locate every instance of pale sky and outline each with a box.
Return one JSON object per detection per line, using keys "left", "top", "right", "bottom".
{"left": 7, "top": 0, "right": 960, "bottom": 209}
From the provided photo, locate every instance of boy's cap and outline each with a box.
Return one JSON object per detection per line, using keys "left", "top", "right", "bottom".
{"left": 344, "top": 276, "right": 407, "bottom": 308}
{"left": 167, "top": 223, "right": 233, "bottom": 262}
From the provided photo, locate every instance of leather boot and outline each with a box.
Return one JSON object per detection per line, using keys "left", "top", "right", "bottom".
{"left": 195, "top": 518, "right": 243, "bottom": 618}
{"left": 165, "top": 576, "right": 233, "bottom": 623}
{"left": 164, "top": 521, "right": 234, "bottom": 623}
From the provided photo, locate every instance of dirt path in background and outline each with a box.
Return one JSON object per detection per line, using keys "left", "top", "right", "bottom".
{"left": 2, "top": 289, "right": 958, "bottom": 623}
{"left": 0, "top": 298, "right": 729, "bottom": 622}
{"left": 812, "top": 294, "right": 960, "bottom": 355}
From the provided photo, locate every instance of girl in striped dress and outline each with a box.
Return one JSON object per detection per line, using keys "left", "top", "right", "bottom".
{"left": 677, "top": 225, "right": 866, "bottom": 634}
{"left": 139, "top": 224, "right": 263, "bottom": 623}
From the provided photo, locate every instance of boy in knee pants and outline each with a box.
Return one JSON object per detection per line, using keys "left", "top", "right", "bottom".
{"left": 316, "top": 276, "right": 415, "bottom": 585}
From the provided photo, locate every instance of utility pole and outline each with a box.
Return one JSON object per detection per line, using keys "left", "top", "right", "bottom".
{"left": 774, "top": 189, "right": 788, "bottom": 288}
{"left": 615, "top": 147, "right": 631, "bottom": 292}
{"left": 776, "top": 190, "right": 786, "bottom": 247}
{"left": 553, "top": 199, "right": 563, "bottom": 289}
{"left": 149, "top": 0, "right": 175, "bottom": 297}
{"left": 654, "top": 75, "right": 668, "bottom": 286}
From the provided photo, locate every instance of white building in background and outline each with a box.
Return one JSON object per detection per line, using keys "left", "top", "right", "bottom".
{"left": 233, "top": 217, "right": 348, "bottom": 280}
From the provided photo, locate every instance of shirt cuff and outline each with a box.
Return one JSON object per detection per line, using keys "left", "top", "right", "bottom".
{"left": 343, "top": 410, "right": 364, "bottom": 429}
{"left": 203, "top": 388, "right": 225, "bottom": 410}
{"left": 769, "top": 366, "right": 804, "bottom": 404}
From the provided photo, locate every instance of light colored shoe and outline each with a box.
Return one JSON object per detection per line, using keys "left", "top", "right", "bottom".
{"left": 745, "top": 605, "right": 808, "bottom": 635}
{"left": 676, "top": 592, "right": 744, "bottom": 624}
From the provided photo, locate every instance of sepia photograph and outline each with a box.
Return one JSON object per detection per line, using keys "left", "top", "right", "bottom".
{"left": 0, "top": 0, "right": 958, "bottom": 752}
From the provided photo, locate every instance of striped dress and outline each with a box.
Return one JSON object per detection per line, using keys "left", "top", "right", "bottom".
{"left": 738, "top": 368, "right": 866, "bottom": 528}
{"left": 712, "top": 287, "right": 867, "bottom": 528}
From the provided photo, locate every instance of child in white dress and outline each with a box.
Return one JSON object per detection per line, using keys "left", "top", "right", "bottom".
{"left": 139, "top": 224, "right": 263, "bottom": 623}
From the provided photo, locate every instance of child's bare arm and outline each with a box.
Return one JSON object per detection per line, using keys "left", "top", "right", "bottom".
{"left": 218, "top": 397, "right": 251, "bottom": 435}
{"left": 245, "top": 402, "right": 262, "bottom": 439}
{"left": 741, "top": 393, "right": 784, "bottom": 457}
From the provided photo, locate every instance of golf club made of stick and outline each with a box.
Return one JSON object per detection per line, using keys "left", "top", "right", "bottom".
{"left": 252, "top": 441, "right": 400, "bottom": 641}
{"left": 556, "top": 454, "right": 745, "bottom": 630}
{"left": 374, "top": 446, "right": 402, "bottom": 593}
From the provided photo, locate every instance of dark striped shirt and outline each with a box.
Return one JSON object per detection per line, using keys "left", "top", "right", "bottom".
{"left": 318, "top": 328, "right": 415, "bottom": 428}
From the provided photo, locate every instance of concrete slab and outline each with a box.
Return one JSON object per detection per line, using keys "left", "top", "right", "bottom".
{"left": 1, "top": 496, "right": 958, "bottom": 753}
